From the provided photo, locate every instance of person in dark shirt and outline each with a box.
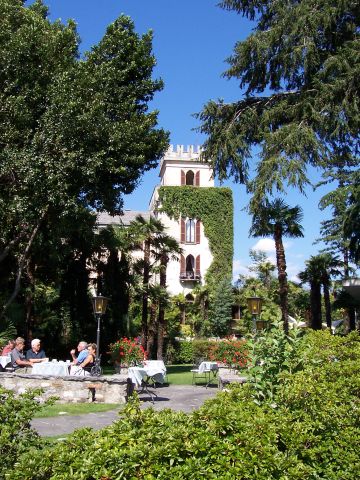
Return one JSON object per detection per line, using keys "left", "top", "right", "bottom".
{"left": 26, "top": 339, "right": 48, "bottom": 363}
{"left": 11, "top": 337, "right": 33, "bottom": 371}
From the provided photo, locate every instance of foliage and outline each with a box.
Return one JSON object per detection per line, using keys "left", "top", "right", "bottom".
{"left": 248, "top": 321, "right": 304, "bottom": 403}
{"left": 0, "top": 387, "right": 54, "bottom": 477}
{"left": 172, "top": 339, "right": 216, "bottom": 364}
{"left": 11, "top": 330, "right": 360, "bottom": 479}
{"left": 0, "top": 2, "right": 168, "bottom": 326}
{"left": 344, "top": 180, "right": 360, "bottom": 265}
{"left": 197, "top": 0, "right": 359, "bottom": 213}
{"left": 158, "top": 186, "right": 233, "bottom": 293}
{"left": 208, "top": 338, "right": 249, "bottom": 369}
{"left": 208, "top": 277, "right": 234, "bottom": 336}
{"left": 108, "top": 337, "right": 146, "bottom": 366}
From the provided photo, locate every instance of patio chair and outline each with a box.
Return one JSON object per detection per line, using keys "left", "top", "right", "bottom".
{"left": 191, "top": 358, "right": 208, "bottom": 386}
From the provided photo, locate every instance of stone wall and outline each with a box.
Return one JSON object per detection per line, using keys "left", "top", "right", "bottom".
{"left": 0, "top": 372, "right": 128, "bottom": 403}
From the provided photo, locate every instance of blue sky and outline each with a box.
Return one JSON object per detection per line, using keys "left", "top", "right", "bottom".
{"left": 41, "top": 0, "right": 334, "bottom": 282}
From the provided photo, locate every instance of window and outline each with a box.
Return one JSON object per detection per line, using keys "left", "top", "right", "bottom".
{"left": 186, "top": 170, "right": 194, "bottom": 185}
{"left": 186, "top": 255, "right": 195, "bottom": 278}
{"left": 186, "top": 219, "right": 195, "bottom": 243}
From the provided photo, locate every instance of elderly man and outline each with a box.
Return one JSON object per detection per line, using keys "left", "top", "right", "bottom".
{"left": 10, "top": 337, "right": 33, "bottom": 371}
{"left": 26, "top": 339, "right": 48, "bottom": 363}
{"left": 70, "top": 341, "right": 88, "bottom": 365}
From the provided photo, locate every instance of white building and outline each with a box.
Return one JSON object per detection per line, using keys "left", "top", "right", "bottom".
{"left": 98, "top": 144, "right": 231, "bottom": 298}
{"left": 149, "top": 145, "right": 214, "bottom": 296}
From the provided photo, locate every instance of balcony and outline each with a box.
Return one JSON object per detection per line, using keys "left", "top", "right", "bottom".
{"left": 180, "top": 271, "right": 201, "bottom": 282}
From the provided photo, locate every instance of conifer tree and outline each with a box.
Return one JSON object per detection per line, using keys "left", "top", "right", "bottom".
{"left": 197, "top": 0, "right": 359, "bottom": 210}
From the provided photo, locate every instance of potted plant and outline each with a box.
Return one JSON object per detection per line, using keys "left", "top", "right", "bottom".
{"left": 108, "top": 338, "right": 146, "bottom": 374}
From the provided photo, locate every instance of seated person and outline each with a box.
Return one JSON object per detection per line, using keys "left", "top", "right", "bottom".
{"left": 69, "top": 343, "right": 96, "bottom": 376}
{"left": 11, "top": 337, "right": 33, "bottom": 372}
{"left": 1, "top": 339, "right": 15, "bottom": 356}
{"left": 70, "top": 341, "right": 88, "bottom": 365}
{"left": 26, "top": 339, "right": 48, "bottom": 363}
{"left": 80, "top": 343, "right": 96, "bottom": 370}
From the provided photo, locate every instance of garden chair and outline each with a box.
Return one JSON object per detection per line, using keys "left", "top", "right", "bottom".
{"left": 190, "top": 357, "right": 208, "bottom": 386}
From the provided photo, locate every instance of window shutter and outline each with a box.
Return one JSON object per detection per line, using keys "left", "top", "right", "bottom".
{"left": 180, "top": 218, "right": 185, "bottom": 243}
{"left": 181, "top": 170, "right": 185, "bottom": 185}
{"left": 180, "top": 255, "right": 186, "bottom": 274}
{"left": 196, "top": 255, "right": 201, "bottom": 277}
{"left": 195, "top": 220, "right": 201, "bottom": 244}
{"left": 195, "top": 171, "right": 200, "bottom": 186}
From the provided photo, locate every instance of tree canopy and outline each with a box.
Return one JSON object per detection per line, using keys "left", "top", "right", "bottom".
{"left": 0, "top": 0, "right": 168, "bottom": 316}
{"left": 197, "top": 0, "right": 359, "bottom": 209}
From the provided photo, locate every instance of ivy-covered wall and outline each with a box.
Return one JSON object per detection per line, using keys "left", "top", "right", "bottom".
{"left": 158, "top": 186, "right": 233, "bottom": 292}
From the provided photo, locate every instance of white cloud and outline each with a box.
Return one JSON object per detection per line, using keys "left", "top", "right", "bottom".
{"left": 232, "top": 259, "right": 250, "bottom": 282}
{"left": 251, "top": 238, "right": 292, "bottom": 253}
{"left": 252, "top": 238, "right": 276, "bottom": 252}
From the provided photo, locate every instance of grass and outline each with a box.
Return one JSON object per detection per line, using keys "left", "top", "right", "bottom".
{"left": 166, "top": 364, "right": 194, "bottom": 385}
{"left": 34, "top": 402, "right": 122, "bottom": 418}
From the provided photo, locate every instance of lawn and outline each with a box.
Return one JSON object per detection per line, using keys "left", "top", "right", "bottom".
{"left": 34, "top": 402, "right": 122, "bottom": 418}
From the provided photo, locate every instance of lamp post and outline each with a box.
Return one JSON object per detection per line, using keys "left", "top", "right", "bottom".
{"left": 247, "top": 296, "right": 263, "bottom": 332}
{"left": 92, "top": 295, "right": 109, "bottom": 367}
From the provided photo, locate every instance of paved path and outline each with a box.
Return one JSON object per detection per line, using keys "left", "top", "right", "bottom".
{"left": 31, "top": 384, "right": 219, "bottom": 437}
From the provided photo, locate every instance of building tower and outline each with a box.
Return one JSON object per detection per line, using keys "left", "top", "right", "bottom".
{"left": 149, "top": 145, "right": 215, "bottom": 297}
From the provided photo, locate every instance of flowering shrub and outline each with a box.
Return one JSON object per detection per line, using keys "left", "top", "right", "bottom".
{"left": 209, "top": 338, "right": 249, "bottom": 369}
{"left": 108, "top": 338, "right": 146, "bottom": 366}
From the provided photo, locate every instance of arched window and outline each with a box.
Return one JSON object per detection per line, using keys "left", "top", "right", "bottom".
{"left": 186, "top": 170, "right": 194, "bottom": 185}
{"left": 185, "top": 254, "right": 195, "bottom": 278}
{"left": 185, "top": 293, "right": 194, "bottom": 303}
{"left": 186, "top": 219, "right": 195, "bottom": 243}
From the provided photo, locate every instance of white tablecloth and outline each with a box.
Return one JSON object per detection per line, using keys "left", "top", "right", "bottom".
{"left": 31, "top": 361, "right": 70, "bottom": 376}
{"left": 0, "top": 355, "right": 11, "bottom": 369}
{"left": 128, "top": 364, "right": 165, "bottom": 388}
{"left": 198, "top": 361, "right": 218, "bottom": 373}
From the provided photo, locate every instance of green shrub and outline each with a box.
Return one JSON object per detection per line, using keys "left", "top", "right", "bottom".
{"left": 8, "top": 330, "right": 360, "bottom": 479}
{"left": 173, "top": 339, "right": 216, "bottom": 363}
{"left": 0, "top": 388, "right": 51, "bottom": 477}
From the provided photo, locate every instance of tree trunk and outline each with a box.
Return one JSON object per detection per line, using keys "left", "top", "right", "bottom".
{"left": 157, "top": 256, "right": 167, "bottom": 360}
{"left": 25, "top": 259, "right": 36, "bottom": 342}
{"left": 323, "top": 282, "right": 332, "bottom": 331}
{"left": 310, "top": 281, "right": 322, "bottom": 329}
{"left": 146, "top": 301, "right": 158, "bottom": 358}
{"left": 141, "top": 240, "right": 150, "bottom": 349}
{"left": 274, "top": 227, "right": 289, "bottom": 335}
{"left": 1, "top": 210, "right": 47, "bottom": 319}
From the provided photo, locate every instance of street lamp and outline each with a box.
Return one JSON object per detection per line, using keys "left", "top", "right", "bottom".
{"left": 92, "top": 295, "right": 109, "bottom": 371}
{"left": 247, "top": 296, "right": 263, "bottom": 332}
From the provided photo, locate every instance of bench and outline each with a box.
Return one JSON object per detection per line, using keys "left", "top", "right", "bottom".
{"left": 218, "top": 368, "right": 247, "bottom": 390}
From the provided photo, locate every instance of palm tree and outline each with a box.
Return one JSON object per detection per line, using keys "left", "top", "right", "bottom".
{"left": 250, "top": 198, "right": 304, "bottom": 335}
{"left": 128, "top": 215, "right": 165, "bottom": 350}
{"left": 298, "top": 256, "right": 324, "bottom": 330}
{"left": 153, "top": 234, "right": 182, "bottom": 360}
{"left": 299, "top": 253, "right": 342, "bottom": 331}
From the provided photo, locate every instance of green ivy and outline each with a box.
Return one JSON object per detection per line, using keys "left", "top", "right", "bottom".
{"left": 158, "top": 186, "right": 233, "bottom": 292}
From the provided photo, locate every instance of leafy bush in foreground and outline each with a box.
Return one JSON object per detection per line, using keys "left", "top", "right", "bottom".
{"left": 9, "top": 330, "right": 360, "bottom": 479}
{"left": 0, "top": 388, "right": 50, "bottom": 478}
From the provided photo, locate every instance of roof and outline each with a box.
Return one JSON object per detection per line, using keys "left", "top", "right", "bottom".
{"left": 97, "top": 210, "right": 151, "bottom": 227}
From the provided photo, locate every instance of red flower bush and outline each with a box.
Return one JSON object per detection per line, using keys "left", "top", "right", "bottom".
{"left": 109, "top": 338, "right": 146, "bottom": 366}
{"left": 208, "top": 339, "right": 249, "bottom": 370}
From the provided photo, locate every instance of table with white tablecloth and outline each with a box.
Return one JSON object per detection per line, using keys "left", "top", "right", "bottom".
{"left": 31, "top": 361, "right": 70, "bottom": 376}
{"left": 0, "top": 355, "right": 11, "bottom": 369}
{"left": 128, "top": 365, "right": 165, "bottom": 388}
{"left": 191, "top": 361, "right": 219, "bottom": 387}
{"left": 128, "top": 364, "right": 166, "bottom": 403}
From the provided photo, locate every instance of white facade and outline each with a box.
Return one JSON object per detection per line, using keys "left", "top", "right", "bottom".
{"left": 149, "top": 145, "right": 214, "bottom": 296}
